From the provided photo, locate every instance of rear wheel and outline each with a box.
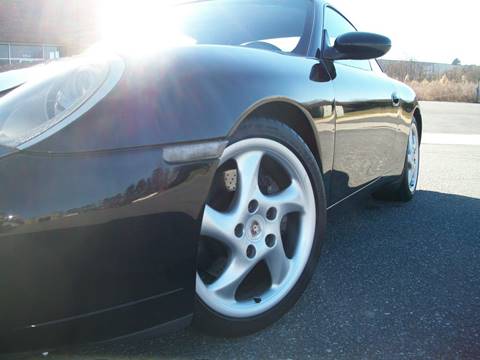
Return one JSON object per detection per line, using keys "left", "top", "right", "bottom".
{"left": 376, "top": 117, "right": 420, "bottom": 202}
{"left": 194, "top": 118, "right": 326, "bottom": 336}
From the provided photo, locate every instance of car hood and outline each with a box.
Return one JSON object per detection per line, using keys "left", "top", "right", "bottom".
{"left": 19, "top": 44, "right": 321, "bottom": 153}
{"left": 0, "top": 144, "right": 15, "bottom": 158}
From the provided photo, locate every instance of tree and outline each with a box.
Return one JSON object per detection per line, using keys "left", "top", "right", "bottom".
{"left": 452, "top": 58, "right": 461, "bottom": 66}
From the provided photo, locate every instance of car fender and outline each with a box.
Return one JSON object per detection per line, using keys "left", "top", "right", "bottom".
{"left": 28, "top": 46, "right": 335, "bottom": 162}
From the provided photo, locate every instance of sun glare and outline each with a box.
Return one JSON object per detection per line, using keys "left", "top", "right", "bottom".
{"left": 98, "top": 0, "right": 197, "bottom": 56}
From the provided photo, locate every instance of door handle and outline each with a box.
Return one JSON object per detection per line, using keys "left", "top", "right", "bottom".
{"left": 391, "top": 93, "right": 400, "bottom": 107}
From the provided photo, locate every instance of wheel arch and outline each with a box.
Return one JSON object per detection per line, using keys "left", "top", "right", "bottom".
{"left": 229, "top": 98, "right": 325, "bottom": 176}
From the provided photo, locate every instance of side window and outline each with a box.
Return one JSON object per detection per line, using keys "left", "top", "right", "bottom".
{"left": 324, "top": 7, "right": 372, "bottom": 71}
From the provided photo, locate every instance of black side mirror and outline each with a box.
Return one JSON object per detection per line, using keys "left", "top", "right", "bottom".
{"left": 323, "top": 31, "right": 391, "bottom": 61}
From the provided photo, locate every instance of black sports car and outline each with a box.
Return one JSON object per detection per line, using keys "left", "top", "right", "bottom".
{"left": 0, "top": 0, "right": 421, "bottom": 353}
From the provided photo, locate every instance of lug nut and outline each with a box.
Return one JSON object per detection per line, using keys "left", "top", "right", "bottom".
{"left": 235, "top": 224, "right": 244, "bottom": 238}
{"left": 265, "top": 234, "right": 276, "bottom": 248}
{"left": 246, "top": 245, "right": 256, "bottom": 259}
{"left": 248, "top": 200, "right": 259, "bottom": 213}
{"left": 266, "top": 207, "right": 277, "bottom": 220}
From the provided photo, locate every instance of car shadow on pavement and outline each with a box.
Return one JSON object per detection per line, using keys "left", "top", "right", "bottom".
{"left": 32, "top": 190, "right": 480, "bottom": 359}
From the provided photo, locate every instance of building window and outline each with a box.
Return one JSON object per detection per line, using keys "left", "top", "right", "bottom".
{"left": 0, "top": 43, "right": 62, "bottom": 65}
{"left": 45, "top": 46, "right": 61, "bottom": 60}
{"left": 11, "top": 44, "right": 43, "bottom": 62}
{"left": 0, "top": 44, "right": 9, "bottom": 65}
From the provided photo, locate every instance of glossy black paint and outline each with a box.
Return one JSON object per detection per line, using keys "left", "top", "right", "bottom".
{"left": 0, "top": 0, "right": 419, "bottom": 352}
{"left": 0, "top": 145, "right": 14, "bottom": 158}
{"left": 324, "top": 31, "right": 392, "bottom": 61}
{"left": 327, "top": 64, "right": 404, "bottom": 204}
{"left": 0, "top": 149, "right": 217, "bottom": 352}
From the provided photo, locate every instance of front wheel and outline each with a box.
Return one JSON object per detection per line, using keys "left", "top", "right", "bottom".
{"left": 194, "top": 118, "right": 326, "bottom": 336}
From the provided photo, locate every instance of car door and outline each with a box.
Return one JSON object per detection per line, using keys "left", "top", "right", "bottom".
{"left": 322, "top": 6, "right": 399, "bottom": 204}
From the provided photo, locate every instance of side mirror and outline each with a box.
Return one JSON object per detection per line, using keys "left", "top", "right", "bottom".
{"left": 323, "top": 31, "right": 391, "bottom": 61}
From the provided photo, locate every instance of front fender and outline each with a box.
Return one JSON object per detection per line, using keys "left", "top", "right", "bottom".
{"left": 29, "top": 46, "right": 334, "bottom": 155}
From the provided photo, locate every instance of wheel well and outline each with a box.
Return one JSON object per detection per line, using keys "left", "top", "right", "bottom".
{"left": 244, "top": 101, "right": 323, "bottom": 172}
{"left": 414, "top": 107, "right": 423, "bottom": 142}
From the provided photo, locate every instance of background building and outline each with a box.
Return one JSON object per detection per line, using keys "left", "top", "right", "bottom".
{"left": 0, "top": 0, "right": 98, "bottom": 71}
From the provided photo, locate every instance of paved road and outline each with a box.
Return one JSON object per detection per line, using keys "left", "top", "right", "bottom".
{"left": 29, "top": 102, "right": 480, "bottom": 359}
{"left": 420, "top": 101, "right": 480, "bottom": 135}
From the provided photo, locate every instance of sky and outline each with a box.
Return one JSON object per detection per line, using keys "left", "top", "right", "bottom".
{"left": 330, "top": 0, "right": 480, "bottom": 65}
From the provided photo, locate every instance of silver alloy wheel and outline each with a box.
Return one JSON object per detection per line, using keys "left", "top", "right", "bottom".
{"left": 196, "top": 138, "right": 316, "bottom": 318}
{"left": 407, "top": 122, "right": 420, "bottom": 193}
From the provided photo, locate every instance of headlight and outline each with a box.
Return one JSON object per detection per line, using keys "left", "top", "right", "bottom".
{"left": 0, "top": 52, "right": 124, "bottom": 148}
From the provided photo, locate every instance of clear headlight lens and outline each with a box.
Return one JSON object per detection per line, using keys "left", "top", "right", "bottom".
{"left": 0, "top": 55, "right": 114, "bottom": 148}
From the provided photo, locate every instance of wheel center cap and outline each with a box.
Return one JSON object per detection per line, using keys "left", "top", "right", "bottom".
{"left": 246, "top": 216, "right": 264, "bottom": 241}
{"left": 251, "top": 221, "right": 261, "bottom": 237}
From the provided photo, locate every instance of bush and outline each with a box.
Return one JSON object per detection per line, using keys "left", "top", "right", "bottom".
{"left": 406, "top": 78, "right": 478, "bottom": 103}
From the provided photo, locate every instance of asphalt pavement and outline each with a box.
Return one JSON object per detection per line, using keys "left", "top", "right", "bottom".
{"left": 28, "top": 101, "right": 480, "bottom": 360}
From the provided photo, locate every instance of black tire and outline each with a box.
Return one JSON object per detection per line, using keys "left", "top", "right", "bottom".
{"left": 375, "top": 117, "right": 420, "bottom": 202}
{"left": 193, "top": 118, "right": 327, "bottom": 337}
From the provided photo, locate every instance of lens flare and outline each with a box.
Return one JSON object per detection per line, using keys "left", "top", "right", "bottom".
{"left": 98, "top": 0, "right": 196, "bottom": 56}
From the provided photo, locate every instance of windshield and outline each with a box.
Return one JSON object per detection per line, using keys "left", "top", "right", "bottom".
{"left": 100, "top": 0, "right": 312, "bottom": 55}
{"left": 176, "top": 0, "right": 310, "bottom": 52}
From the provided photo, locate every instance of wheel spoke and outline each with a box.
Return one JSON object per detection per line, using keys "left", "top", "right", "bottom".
{"left": 408, "top": 152, "right": 414, "bottom": 167}
{"left": 201, "top": 205, "right": 238, "bottom": 250}
{"left": 233, "top": 150, "right": 264, "bottom": 212}
{"left": 265, "top": 180, "right": 304, "bottom": 218}
{"left": 265, "top": 240, "right": 291, "bottom": 286}
{"left": 208, "top": 257, "right": 254, "bottom": 299}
